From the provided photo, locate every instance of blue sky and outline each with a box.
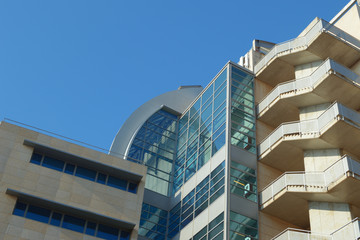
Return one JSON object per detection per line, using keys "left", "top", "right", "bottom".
{"left": 0, "top": 0, "right": 350, "bottom": 150}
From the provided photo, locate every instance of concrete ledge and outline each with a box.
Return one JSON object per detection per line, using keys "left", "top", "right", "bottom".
{"left": 6, "top": 188, "right": 136, "bottom": 230}
{"left": 23, "top": 139, "right": 143, "bottom": 183}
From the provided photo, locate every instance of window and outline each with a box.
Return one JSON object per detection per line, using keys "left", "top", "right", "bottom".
{"left": 30, "top": 152, "right": 138, "bottom": 194}
{"left": 12, "top": 200, "right": 130, "bottom": 240}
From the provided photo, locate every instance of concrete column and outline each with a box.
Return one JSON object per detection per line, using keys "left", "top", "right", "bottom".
{"left": 303, "top": 149, "right": 341, "bottom": 172}
{"left": 299, "top": 103, "right": 331, "bottom": 121}
{"left": 295, "top": 60, "right": 322, "bottom": 79}
{"left": 309, "top": 202, "right": 352, "bottom": 234}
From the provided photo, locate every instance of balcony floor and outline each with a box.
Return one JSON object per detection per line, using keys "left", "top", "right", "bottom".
{"left": 258, "top": 72, "right": 360, "bottom": 128}
{"left": 261, "top": 174, "right": 360, "bottom": 228}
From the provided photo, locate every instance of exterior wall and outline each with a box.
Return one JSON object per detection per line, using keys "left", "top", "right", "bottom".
{"left": 257, "top": 163, "right": 282, "bottom": 191}
{"left": 259, "top": 212, "right": 300, "bottom": 240}
{"left": 303, "top": 149, "right": 342, "bottom": 172}
{"left": 309, "top": 202, "right": 353, "bottom": 234}
{"left": 0, "top": 121, "right": 146, "bottom": 240}
{"left": 352, "top": 59, "right": 360, "bottom": 75}
{"left": 299, "top": 103, "right": 331, "bottom": 121}
{"left": 254, "top": 78, "right": 272, "bottom": 105}
{"left": 333, "top": 2, "right": 360, "bottom": 40}
{"left": 294, "top": 61, "right": 322, "bottom": 79}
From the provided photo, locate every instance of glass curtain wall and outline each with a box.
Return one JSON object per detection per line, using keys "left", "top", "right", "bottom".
{"left": 229, "top": 65, "right": 256, "bottom": 154}
{"left": 127, "top": 109, "right": 178, "bottom": 196}
{"left": 174, "top": 67, "right": 228, "bottom": 194}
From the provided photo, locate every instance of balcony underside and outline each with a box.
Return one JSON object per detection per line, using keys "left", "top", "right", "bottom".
{"left": 258, "top": 73, "right": 360, "bottom": 127}
{"left": 256, "top": 32, "right": 360, "bottom": 86}
{"left": 261, "top": 175, "right": 360, "bottom": 228}
{"left": 259, "top": 120, "right": 360, "bottom": 171}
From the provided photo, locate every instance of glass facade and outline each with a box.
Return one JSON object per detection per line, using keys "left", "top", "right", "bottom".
{"left": 125, "top": 62, "right": 257, "bottom": 240}
{"left": 139, "top": 203, "right": 168, "bottom": 240}
{"left": 168, "top": 161, "right": 225, "bottom": 239}
{"left": 174, "top": 68, "right": 228, "bottom": 193}
{"left": 128, "top": 109, "right": 178, "bottom": 196}
{"left": 230, "top": 161, "right": 257, "bottom": 202}
{"left": 229, "top": 211, "right": 258, "bottom": 240}
{"left": 190, "top": 212, "right": 224, "bottom": 240}
{"left": 230, "top": 65, "right": 256, "bottom": 154}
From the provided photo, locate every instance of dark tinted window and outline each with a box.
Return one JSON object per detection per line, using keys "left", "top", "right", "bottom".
{"left": 62, "top": 215, "right": 85, "bottom": 233}
{"left": 42, "top": 156, "right": 64, "bottom": 171}
{"left": 26, "top": 205, "right": 51, "bottom": 223}
{"left": 75, "top": 166, "right": 97, "bottom": 181}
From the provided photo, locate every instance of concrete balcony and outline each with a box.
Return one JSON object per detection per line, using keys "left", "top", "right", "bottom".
{"left": 272, "top": 218, "right": 360, "bottom": 240}
{"left": 258, "top": 102, "right": 360, "bottom": 171}
{"left": 259, "top": 156, "right": 360, "bottom": 228}
{"left": 254, "top": 19, "right": 360, "bottom": 86}
{"left": 257, "top": 59, "right": 360, "bottom": 127}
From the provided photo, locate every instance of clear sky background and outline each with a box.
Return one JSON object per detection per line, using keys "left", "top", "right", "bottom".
{"left": 0, "top": 0, "right": 351, "bottom": 150}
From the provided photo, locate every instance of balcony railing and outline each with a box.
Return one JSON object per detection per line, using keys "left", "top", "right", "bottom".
{"left": 260, "top": 155, "right": 360, "bottom": 205}
{"left": 257, "top": 59, "right": 360, "bottom": 116}
{"left": 258, "top": 102, "right": 360, "bottom": 156}
{"left": 254, "top": 18, "right": 360, "bottom": 74}
{"left": 272, "top": 218, "right": 360, "bottom": 240}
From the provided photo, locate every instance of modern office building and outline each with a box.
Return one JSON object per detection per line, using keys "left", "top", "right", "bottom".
{"left": 1, "top": 0, "right": 360, "bottom": 239}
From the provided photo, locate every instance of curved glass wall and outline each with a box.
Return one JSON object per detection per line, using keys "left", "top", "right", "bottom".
{"left": 127, "top": 109, "right": 178, "bottom": 196}
{"left": 174, "top": 68, "right": 228, "bottom": 194}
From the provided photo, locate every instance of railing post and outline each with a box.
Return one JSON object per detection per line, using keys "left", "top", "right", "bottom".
{"left": 303, "top": 174, "right": 306, "bottom": 190}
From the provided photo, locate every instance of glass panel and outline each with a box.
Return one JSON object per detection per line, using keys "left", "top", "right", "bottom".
{"left": 75, "top": 166, "right": 97, "bottom": 181}
{"left": 64, "top": 163, "right": 75, "bottom": 175}
{"left": 85, "top": 221, "right": 96, "bottom": 235}
{"left": 97, "top": 172, "right": 107, "bottom": 184}
{"left": 62, "top": 215, "right": 86, "bottom": 233}
{"left": 30, "top": 153, "right": 42, "bottom": 165}
{"left": 214, "top": 70, "right": 227, "bottom": 91}
{"left": 194, "top": 226, "right": 207, "bottom": 240}
{"left": 202, "top": 84, "right": 213, "bottom": 105}
{"left": 13, "top": 201, "right": 27, "bottom": 217}
{"left": 107, "top": 176, "right": 127, "bottom": 190}
{"left": 97, "top": 224, "right": 120, "bottom": 240}
{"left": 128, "top": 182, "right": 138, "bottom": 193}
{"left": 50, "top": 212, "right": 62, "bottom": 226}
{"left": 26, "top": 204, "right": 51, "bottom": 223}
{"left": 120, "top": 231, "right": 131, "bottom": 240}
{"left": 42, "top": 156, "right": 64, "bottom": 172}
{"left": 212, "top": 131, "right": 225, "bottom": 156}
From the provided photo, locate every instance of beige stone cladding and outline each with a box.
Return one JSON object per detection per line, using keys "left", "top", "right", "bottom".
{"left": 0, "top": 121, "right": 146, "bottom": 239}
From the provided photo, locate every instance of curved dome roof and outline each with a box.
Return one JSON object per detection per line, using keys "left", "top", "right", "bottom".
{"left": 109, "top": 86, "right": 203, "bottom": 158}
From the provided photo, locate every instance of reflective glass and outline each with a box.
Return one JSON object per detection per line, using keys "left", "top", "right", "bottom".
{"left": 75, "top": 166, "right": 97, "bottom": 181}
{"left": 50, "top": 212, "right": 62, "bottom": 226}
{"left": 107, "top": 176, "right": 127, "bottom": 190}
{"left": 120, "top": 231, "right": 130, "bottom": 240}
{"left": 97, "top": 224, "right": 119, "bottom": 240}
{"left": 85, "top": 221, "right": 96, "bottom": 235}
{"left": 201, "top": 84, "right": 213, "bottom": 105}
{"left": 26, "top": 204, "right": 51, "bottom": 223}
{"left": 214, "top": 70, "right": 227, "bottom": 90}
{"left": 128, "top": 182, "right": 138, "bottom": 193}
{"left": 97, "top": 172, "right": 107, "bottom": 184}
{"left": 13, "top": 201, "right": 26, "bottom": 217}
{"left": 64, "top": 163, "right": 75, "bottom": 175}
{"left": 42, "top": 156, "right": 64, "bottom": 172}
{"left": 30, "top": 153, "right": 42, "bottom": 165}
{"left": 62, "top": 215, "right": 86, "bottom": 233}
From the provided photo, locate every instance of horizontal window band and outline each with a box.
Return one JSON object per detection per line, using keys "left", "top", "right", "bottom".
{"left": 23, "top": 140, "right": 143, "bottom": 183}
{"left": 6, "top": 188, "right": 136, "bottom": 231}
